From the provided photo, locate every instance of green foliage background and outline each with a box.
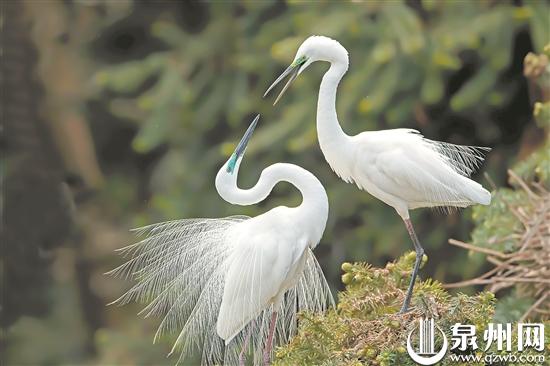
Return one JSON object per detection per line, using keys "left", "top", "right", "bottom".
{"left": 93, "top": 0, "right": 547, "bottom": 286}
{"left": 3, "top": 0, "right": 548, "bottom": 365}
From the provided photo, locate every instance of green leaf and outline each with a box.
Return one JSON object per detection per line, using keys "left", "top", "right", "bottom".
{"left": 421, "top": 69, "right": 444, "bottom": 104}
{"left": 526, "top": 0, "right": 550, "bottom": 51}
{"left": 450, "top": 67, "right": 497, "bottom": 111}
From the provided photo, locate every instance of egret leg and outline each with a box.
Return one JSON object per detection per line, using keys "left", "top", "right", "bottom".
{"left": 399, "top": 219, "right": 424, "bottom": 314}
{"left": 263, "top": 311, "right": 278, "bottom": 366}
{"left": 239, "top": 320, "right": 255, "bottom": 366}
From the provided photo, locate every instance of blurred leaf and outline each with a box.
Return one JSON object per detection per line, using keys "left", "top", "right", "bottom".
{"left": 450, "top": 67, "right": 498, "bottom": 111}
{"left": 93, "top": 55, "right": 165, "bottom": 93}
{"left": 421, "top": 69, "right": 444, "bottom": 104}
{"left": 526, "top": 0, "right": 550, "bottom": 51}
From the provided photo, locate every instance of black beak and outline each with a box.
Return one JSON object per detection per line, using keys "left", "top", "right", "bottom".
{"left": 263, "top": 63, "right": 301, "bottom": 105}
{"left": 234, "top": 114, "right": 260, "bottom": 159}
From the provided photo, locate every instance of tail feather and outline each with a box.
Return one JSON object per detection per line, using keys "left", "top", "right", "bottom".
{"left": 461, "top": 176, "right": 491, "bottom": 205}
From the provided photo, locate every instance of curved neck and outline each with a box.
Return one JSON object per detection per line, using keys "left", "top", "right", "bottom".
{"left": 317, "top": 61, "right": 349, "bottom": 149}
{"left": 216, "top": 162, "right": 328, "bottom": 216}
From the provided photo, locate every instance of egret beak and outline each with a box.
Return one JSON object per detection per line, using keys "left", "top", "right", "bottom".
{"left": 227, "top": 114, "right": 260, "bottom": 173}
{"left": 234, "top": 114, "right": 259, "bottom": 158}
{"left": 264, "top": 57, "right": 307, "bottom": 105}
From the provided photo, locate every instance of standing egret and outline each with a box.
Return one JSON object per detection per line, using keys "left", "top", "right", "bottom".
{"left": 108, "top": 115, "right": 333, "bottom": 365}
{"left": 264, "top": 36, "right": 491, "bottom": 314}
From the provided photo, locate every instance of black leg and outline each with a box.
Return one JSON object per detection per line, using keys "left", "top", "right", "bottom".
{"left": 399, "top": 218, "right": 424, "bottom": 314}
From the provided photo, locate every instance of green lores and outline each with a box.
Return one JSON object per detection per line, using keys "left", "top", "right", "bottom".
{"left": 292, "top": 55, "right": 308, "bottom": 67}
{"left": 226, "top": 154, "right": 238, "bottom": 174}
{"left": 274, "top": 253, "right": 497, "bottom": 366}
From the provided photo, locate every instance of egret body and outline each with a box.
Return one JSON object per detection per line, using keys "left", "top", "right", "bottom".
{"left": 265, "top": 36, "right": 491, "bottom": 313}
{"left": 109, "top": 115, "right": 333, "bottom": 365}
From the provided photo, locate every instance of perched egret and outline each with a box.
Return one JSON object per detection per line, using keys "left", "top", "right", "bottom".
{"left": 265, "top": 36, "right": 491, "bottom": 314}
{"left": 108, "top": 115, "right": 333, "bottom": 365}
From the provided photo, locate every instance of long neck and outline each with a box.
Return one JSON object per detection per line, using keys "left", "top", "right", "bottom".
{"left": 317, "top": 61, "right": 349, "bottom": 150}
{"left": 216, "top": 162, "right": 328, "bottom": 216}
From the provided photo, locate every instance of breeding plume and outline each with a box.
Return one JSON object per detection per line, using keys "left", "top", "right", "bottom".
{"left": 265, "top": 36, "right": 491, "bottom": 313}
{"left": 108, "top": 115, "right": 333, "bottom": 365}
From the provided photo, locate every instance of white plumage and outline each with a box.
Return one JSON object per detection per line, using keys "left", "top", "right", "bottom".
{"left": 265, "top": 35, "right": 492, "bottom": 313}
{"left": 216, "top": 207, "right": 318, "bottom": 343}
{"left": 344, "top": 129, "right": 491, "bottom": 217}
{"left": 108, "top": 116, "right": 333, "bottom": 365}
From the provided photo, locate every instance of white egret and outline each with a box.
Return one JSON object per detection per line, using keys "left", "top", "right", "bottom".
{"left": 108, "top": 115, "right": 333, "bottom": 365}
{"left": 265, "top": 36, "right": 491, "bottom": 314}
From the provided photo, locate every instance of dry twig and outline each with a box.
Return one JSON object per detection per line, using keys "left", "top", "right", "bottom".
{"left": 446, "top": 173, "right": 550, "bottom": 321}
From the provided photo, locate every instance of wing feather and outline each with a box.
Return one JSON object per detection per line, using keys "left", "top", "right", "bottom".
{"left": 423, "top": 138, "right": 490, "bottom": 177}
{"left": 109, "top": 215, "right": 333, "bottom": 366}
{"left": 216, "top": 232, "right": 293, "bottom": 343}
{"left": 356, "top": 129, "right": 490, "bottom": 209}
{"left": 108, "top": 216, "right": 247, "bottom": 349}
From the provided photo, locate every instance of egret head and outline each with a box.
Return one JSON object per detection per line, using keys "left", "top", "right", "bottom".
{"left": 225, "top": 114, "right": 259, "bottom": 175}
{"left": 264, "top": 36, "right": 349, "bottom": 104}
